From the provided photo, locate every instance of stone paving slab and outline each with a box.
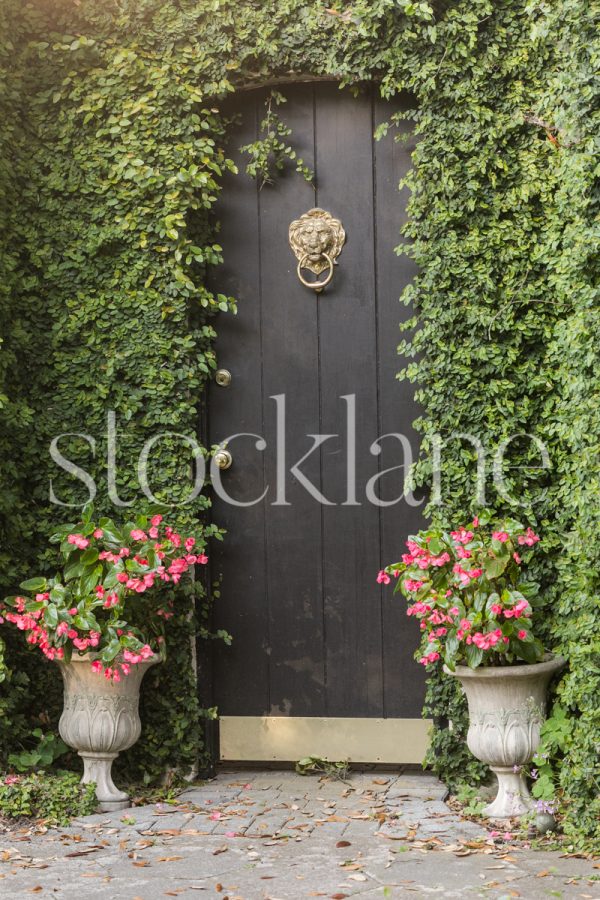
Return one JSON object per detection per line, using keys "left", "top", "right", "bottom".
{"left": 0, "top": 769, "right": 597, "bottom": 899}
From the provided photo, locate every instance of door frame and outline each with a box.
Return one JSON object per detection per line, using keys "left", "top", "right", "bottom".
{"left": 198, "top": 79, "right": 430, "bottom": 769}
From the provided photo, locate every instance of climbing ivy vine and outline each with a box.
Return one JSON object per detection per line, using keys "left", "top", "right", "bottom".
{"left": 0, "top": 0, "right": 597, "bottom": 841}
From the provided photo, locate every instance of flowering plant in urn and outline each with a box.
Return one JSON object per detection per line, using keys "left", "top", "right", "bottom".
{"left": 3, "top": 504, "right": 206, "bottom": 679}
{"left": 379, "top": 512, "right": 564, "bottom": 819}
{"left": 379, "top": 512, "right": 544, "bottom": 671}
{"left": 2, "top": 504, "right": 209, "bottom": 811}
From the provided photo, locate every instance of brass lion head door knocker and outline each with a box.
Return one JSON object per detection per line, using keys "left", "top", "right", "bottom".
{"left": 289, "top": 207, "right": 346, "bottom": 293}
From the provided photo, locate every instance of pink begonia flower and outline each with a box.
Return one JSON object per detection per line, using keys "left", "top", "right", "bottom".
{"left": 472, "top": 516, "right": 479, "bottom": 527}
{"left": 56, "top": 622, "right": 69, "bottom": 637}
{"left": 185, "top": 537, "right": 196, "bottom": 551}
{"left": 518, "top": 629, "right": 527, "bottom": 640}
{"left": 197, "top": 553, "right": 208, "bottom": 565}
{"left": 513, "top": 552, "right": 522, "bottom": 564}
{"left": 376, "top": 570, "right": 391, "bottom": 585}
{"left": 130, "top": 529, "right": 147, "bottom": 541}
{"left": 67, "top": 629, "right": 78, "bottom": 639}
{"left": 148, "top": 526, "right": 159, "bottom": 539}
{"left": 430, "top": 552, "right": 451, "bottom": 567}
{"left": 518, "top": 527, "right": 540, "bottom": 547}
{"left": 116, "top": 572, "right": 129, "bottom": 583}
{"left": 404, "top": 579, "right": 424, "bottom": 592}
{"left": 225, "top": 831, "right": 237, "bottom": 838}
{"left": 450, "top": 528, "right": 474, "bottom": 545}
{"left": 95, "top": 585, "right": 105, "bottom": 597}
{"left": 93, "top": 528, "right": 103, "bottom": 539}
{"left": 35, "top": 592, "right": 50, "bottom": 602}
{"left": 91, "top": 660, "right": 103, "bottom": 674}
{"left": 209, "top": 811, "right": 221, "bottom": 820}
{"left": 490, "top": 604, "right": 503, "bottom": 615}
{"left": 456, "top": 546, "right": 472, "bottom": 560}
{"left": 151, "top": 514, "right": 163, "bottom": 527}
{"left": 120, "top": 547, "right": 130, "bottom": 557}
{"left": 4, "top": 775, "right": 20, "bottom": 785}
{"left": 492, "top": 531, "right": 509, "bottom": 543}
{"left": 449, "top": 606, "right": 459, "bottom": 616}
{"left": 67, "top": 533, "right": 90, "bottom": 550}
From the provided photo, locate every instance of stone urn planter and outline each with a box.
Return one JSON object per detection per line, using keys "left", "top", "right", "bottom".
{"left": 57, "top": 655, "right": 158, "bottom": 811}
{"left": 445, "top": 654, "right": 565, "bottom": 818}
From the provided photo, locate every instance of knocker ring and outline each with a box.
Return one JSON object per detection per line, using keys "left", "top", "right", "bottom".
{"left": 296, "top": 253, "right": 334, "bottom": 293}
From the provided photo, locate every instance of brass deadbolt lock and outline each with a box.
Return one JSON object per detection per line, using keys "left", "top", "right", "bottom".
{"left": 215, "top": 368, "right": 232, "bottom": 387}
{"left": 214, "top": 448, "right": 233, "bottom": 470}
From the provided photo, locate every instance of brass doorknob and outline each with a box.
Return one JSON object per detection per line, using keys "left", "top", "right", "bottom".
{"left": 214, "top": 449, "right": 233, "bottom": 470}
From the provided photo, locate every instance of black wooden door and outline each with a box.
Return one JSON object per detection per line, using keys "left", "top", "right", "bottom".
{"left": 207, "top": 84, "right": 427, "bottom": 762}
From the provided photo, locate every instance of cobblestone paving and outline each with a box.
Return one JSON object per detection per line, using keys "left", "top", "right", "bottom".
{"left": 0, "top": 770, "right": 598, "bottom": 899}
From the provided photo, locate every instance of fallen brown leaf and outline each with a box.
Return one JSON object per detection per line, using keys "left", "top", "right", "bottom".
{"left": 158, "top": 856, "right": 184, "bottom": 862}
{"left": 65, "top": 846, "right": 103, "bottom": 858}
{"left": 212, "top": 847, "right": 228, "bottom": 856}
{"left": 336, "top": 841, "right": 351, "bottom": 848}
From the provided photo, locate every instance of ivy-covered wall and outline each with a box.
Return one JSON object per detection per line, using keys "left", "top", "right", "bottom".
{"left": 0, "top": 0, "right": 597, "bottom": 841}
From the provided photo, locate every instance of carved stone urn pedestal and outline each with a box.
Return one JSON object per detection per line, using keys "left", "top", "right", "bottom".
{"left": 445, "top": 655, "right": 564, "bottom": 819}
{"left": 57, "top": 656, "right": 157, "bottom": 812}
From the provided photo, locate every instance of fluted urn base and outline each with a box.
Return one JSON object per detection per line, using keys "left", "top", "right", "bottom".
{"left": 57, "top": 655, "right": 157, "bottom": 811}
{"left": 445, "top": 654, "right": 565, "bottom": 820}
{"left": 484, "top": 768, "right": 532, "bottom": 817}
{"left": 80, "top": 752, "right": 130, "bottom": 811}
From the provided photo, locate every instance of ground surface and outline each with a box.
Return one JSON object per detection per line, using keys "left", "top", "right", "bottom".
{"left": 0, "top": 769, "right": 598, "bottom": 899}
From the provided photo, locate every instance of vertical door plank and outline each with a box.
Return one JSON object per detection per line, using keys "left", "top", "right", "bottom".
{"left": 314, "top": 84, "right": 384, "bottom": 716}
{"left": 208, "top": 95, "right": 271, "bottom": 715}
{"left": 257, "top": 85, "right": 327, "bottom": 716}
{"left": 373, "top": 91, "right": 426, "bottom": 717}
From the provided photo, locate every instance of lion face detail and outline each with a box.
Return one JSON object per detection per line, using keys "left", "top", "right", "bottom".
{"left": 289, "top": 208, "right": 346, "bottom": 276}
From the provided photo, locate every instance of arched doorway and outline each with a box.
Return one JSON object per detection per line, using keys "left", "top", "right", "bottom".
{"left": 206, "top": 82, "right": 428, "bottom": 762}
